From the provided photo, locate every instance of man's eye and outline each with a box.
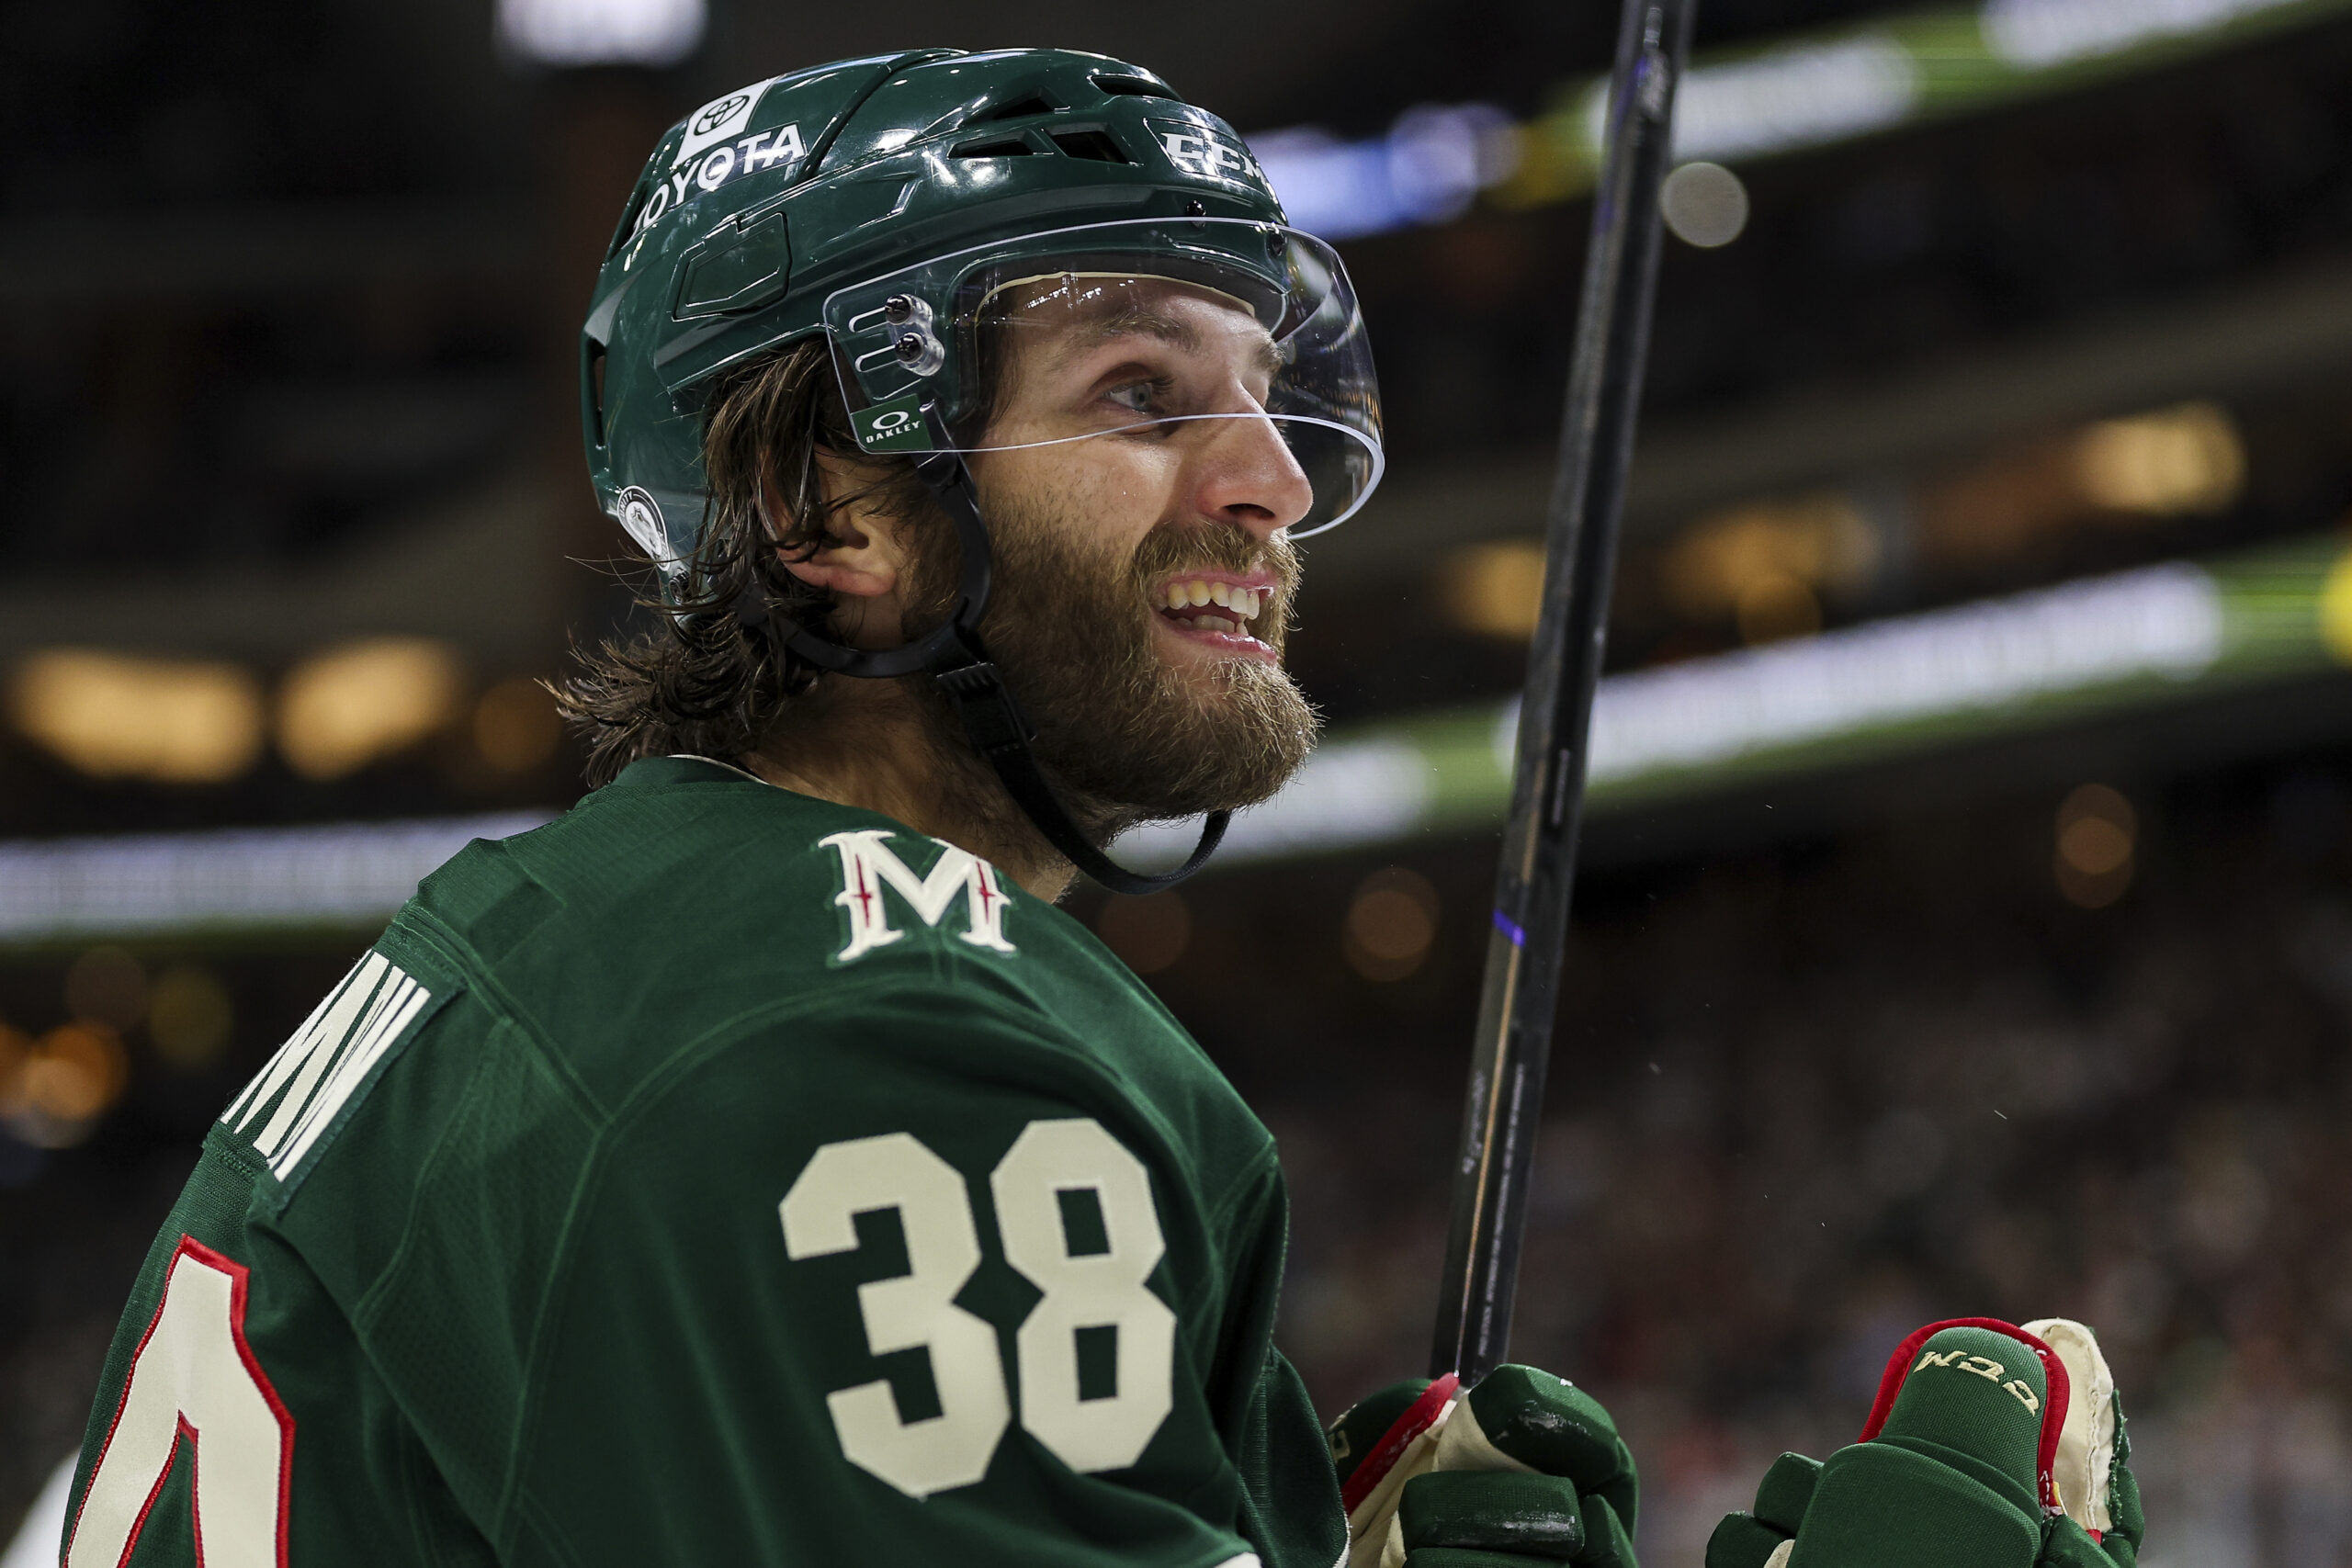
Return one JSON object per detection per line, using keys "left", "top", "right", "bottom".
{"left": 1105, "top": 380, "right": 1163, "bottom": 416}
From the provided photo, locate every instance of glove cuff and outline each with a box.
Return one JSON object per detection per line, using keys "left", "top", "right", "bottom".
{"left": 2021, "top": 1318, "right": 2120, "bottom": 1536}
{"left": 1338, "top": 1372, "right": 1462, "bottom": 1516}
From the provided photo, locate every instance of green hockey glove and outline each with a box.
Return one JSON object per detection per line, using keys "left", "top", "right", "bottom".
{"left": 1706, "top": 1316, "right": 2148, "bottom": 1568}
{"left": 1329, "top": 1364, "right": 1638, "bottom": 1568}
{"left": 1791, "top": 1317, "right": 2063, "bottom": 1568}
{"left": 1703, "top": 1451, "right": 1820, "bottom": 1568}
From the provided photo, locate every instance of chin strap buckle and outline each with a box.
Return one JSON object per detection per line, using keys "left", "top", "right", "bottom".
{"left": 931, "top": 658, "right": 1035, "bottom": 758}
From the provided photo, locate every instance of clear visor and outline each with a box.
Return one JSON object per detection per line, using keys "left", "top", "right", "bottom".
{"left": 826, "top": 219, "right": 1383, "bottom": 536}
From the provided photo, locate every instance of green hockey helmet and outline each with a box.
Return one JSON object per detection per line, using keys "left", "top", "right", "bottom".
{"left": 581, "top": 48, "right": 1385, "bottom": 583}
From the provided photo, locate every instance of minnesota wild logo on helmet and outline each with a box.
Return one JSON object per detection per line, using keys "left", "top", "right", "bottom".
{"left": 581, "top": 47, "right": 1385, "bottom": 578}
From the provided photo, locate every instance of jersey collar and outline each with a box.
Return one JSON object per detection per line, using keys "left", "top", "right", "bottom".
{"left": 612, "top": 754, "right": 775, "bottom": 788}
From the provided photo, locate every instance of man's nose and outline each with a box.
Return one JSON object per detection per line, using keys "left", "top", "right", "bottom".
{"left": 1191, "top": 413, "right": 1316, "bottom": 537}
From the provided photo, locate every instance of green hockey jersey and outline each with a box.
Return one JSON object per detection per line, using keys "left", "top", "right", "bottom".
{"left": 63, "top": 757, "right": 1346, "bottom": 1568}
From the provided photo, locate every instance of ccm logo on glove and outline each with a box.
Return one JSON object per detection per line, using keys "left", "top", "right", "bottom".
{"left": 1909, "top": 1348, "right": 2045, "bottom": 1416}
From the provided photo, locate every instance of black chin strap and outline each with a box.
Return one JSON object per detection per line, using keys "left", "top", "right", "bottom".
{"left": 737, "top": 406, "right": 1228, "bottom": 896}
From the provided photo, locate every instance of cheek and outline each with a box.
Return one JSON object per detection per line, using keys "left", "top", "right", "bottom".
{"left": 1056, "top": 439, "right": 1181, "bottom": 547}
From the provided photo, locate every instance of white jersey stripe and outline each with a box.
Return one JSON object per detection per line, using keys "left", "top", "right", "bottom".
{"left": 250, "top": 953, "right": 388, "bottom": 1157}
{"left": 221, "top": 953, "right": 365, "bottom": 1129}
{"left": 270, "top": 976, "right": 429, "bottom": 1177}
{"left": 232, "top": 953, "right": 384, "bottom": 1139}
{"left": 263, "top": 970, "right": 409, "bottom": 1172}
{"left": 220, "top": 950, "right": 435, "bottom": 1182}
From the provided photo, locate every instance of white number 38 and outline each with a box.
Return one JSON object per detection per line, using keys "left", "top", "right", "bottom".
{"left": 779, "top": 1118, "right": 1176, "bottom": 1499}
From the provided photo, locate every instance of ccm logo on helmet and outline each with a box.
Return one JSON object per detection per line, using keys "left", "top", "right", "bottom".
{"left": 1150, "top": 119, "right": 1263, "bottom": 187}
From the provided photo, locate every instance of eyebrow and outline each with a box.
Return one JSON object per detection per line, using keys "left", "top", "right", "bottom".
{"left": 1054, "top": 305, "right": 1283, "bottom": 379}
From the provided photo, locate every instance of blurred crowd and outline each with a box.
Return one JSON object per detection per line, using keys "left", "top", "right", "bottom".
{"left": 1246, "top": 760, "right": 2352, "bottom": 1567}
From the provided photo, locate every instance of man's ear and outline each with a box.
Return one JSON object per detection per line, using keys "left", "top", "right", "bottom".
{"left": 767, "top": 449, "right": 911, "bottom": 601}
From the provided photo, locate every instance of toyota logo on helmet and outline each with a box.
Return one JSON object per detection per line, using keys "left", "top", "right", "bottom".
{"left": 692, "top": 94, "right": 751, "bottom": 135}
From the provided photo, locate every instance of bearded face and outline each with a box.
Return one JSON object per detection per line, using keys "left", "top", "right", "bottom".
{"left": 972, "top": 491, "right": 1317, "bottom": 826}
{"left": 851, "top": 272, "right": 1329, "bottom": 840}
{"left": 939, "top": 276, "right": 1326, "bottom": 831}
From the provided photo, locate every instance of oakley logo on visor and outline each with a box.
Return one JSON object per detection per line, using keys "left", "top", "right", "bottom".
{"left": 853, "top": 393, "right": 931, "bottom": 455}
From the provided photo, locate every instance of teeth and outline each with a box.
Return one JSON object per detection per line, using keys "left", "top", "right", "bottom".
{"left": 1193, "top": 615, "right": 1237, "bottom": 632}
{"left": 1157, "top": 581, "right": 1269, "bottom": 622}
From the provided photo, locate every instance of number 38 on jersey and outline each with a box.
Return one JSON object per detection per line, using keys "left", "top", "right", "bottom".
{"left": 779, "top": 1117, "right": 1176, "bottom": 1499}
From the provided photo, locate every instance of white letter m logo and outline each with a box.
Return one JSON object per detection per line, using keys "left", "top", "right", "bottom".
{"left": 821, "top": 829, "right": 1015, "bottom": 964}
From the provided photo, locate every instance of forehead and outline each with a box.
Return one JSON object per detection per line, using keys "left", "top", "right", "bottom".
{"left": 982, "top": 273, "right": 1279, "bottom": 369}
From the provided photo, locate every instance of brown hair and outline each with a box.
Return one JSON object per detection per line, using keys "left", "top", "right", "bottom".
{"left": 556, "top": 339, "right": 934, "bottom": 786}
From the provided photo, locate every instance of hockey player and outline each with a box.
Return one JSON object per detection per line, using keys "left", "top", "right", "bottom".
{"left": 59, "top": 50, "right": 1641, "bottom": 1568}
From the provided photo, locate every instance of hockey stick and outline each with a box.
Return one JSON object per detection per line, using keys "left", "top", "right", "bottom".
{"left": 1427, "top": 0, "right": 1697, "bottom": 1387}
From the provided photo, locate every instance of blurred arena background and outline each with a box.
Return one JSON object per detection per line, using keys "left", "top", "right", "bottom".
{"left": 6, "top": 0, "right": 2352, "bottom": 1562}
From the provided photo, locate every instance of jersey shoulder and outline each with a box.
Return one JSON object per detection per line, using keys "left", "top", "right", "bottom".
{"left": 402, "top": 754, "right": 1257, "bottom": 1154}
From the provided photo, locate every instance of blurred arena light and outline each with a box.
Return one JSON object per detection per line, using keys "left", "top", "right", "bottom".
{"left": 1658, "top": 493, "right": 1879, "bottom": 640}
{"left": 473, "top": 677, "right": 564, "bottom": 773}
{"left": 2055, "top": 782, "right": 2138, "bottom": 907}
{"left": 2322, "top": 550, "right": 2352, "bottom": 663}
{"left": 9, "top": 650, "right": 265, "bottom": 784}
{"left": 1122, "top": 551, "right": 2265, "bottom": 869}
{"left": 2073, "top": 401, "right": 2245, "bottom": 515}
{"left": 10, "top": 537, "right": 2351, "bottom": 933}
{"left": 1343, "top": 869, "right": 1442, "bottom": 982}
{"left": 277, "top": 637, "right": 467, "bottom": 781}
{"left": 3, "top": 1022, "right": 130, "bottom": 1148}
{"left": 1647, "top": 35, "right": 1918, "bottom": 163}
{"left": 0, "top": 813, "right": 550, "bottom": 942}
{"left": 1732, "top": 575, "right": 1824, "bottom": 645}
{"left": 1659, "top": 162, "right": 1752, "bottom": 247}
{"left": 1914, "top": 402, "right": 2247, "bottom": 563}
{"left": 1982, "top": 0, "right": 2307, "bottom": 67}
{"left": 1249, "top": 0, "right": 2348, "bottom": 238}
{"left": 1579, "top": 562, "right": 2222, "bottom": 780}
{"left": 1442, "top": 539, "right": 1550, "bottom": 639}
{"left": 495, "top": 0, "right": 704, "bottom": 68}
{"left": 1251, "top": 105, "right": 1518, "bottom": 242}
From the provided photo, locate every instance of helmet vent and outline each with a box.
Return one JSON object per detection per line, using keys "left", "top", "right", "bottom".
{"left": 1048, "top": 129, "right": 1131, "bottom": 164}
{"left": 971, "top": 92, "right": 1059, "bottom": 123}
{"left": 949, "top": 135, "right": 1038, "bottom": 160}
{"left": 1091, "top": 73, "right": 1180, "bottom": 103}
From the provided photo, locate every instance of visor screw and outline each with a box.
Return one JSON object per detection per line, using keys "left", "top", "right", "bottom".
{"left": 1185, "top": 199, "right": 1206, "bottom": 217}
{"left": 893, "top": 332, "right": 929, "bottom": 364}
{"left": 883, "top": 293, "right": 917, "bottom": 322}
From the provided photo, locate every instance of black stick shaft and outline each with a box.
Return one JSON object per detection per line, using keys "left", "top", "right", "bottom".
{"left": 1430, "top": 0, "right": 1696, "bottom": 1385}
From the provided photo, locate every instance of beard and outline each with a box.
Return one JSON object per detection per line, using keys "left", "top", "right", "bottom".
{"left": 904, "top": 481, "right": 1319, "bottom": 842}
